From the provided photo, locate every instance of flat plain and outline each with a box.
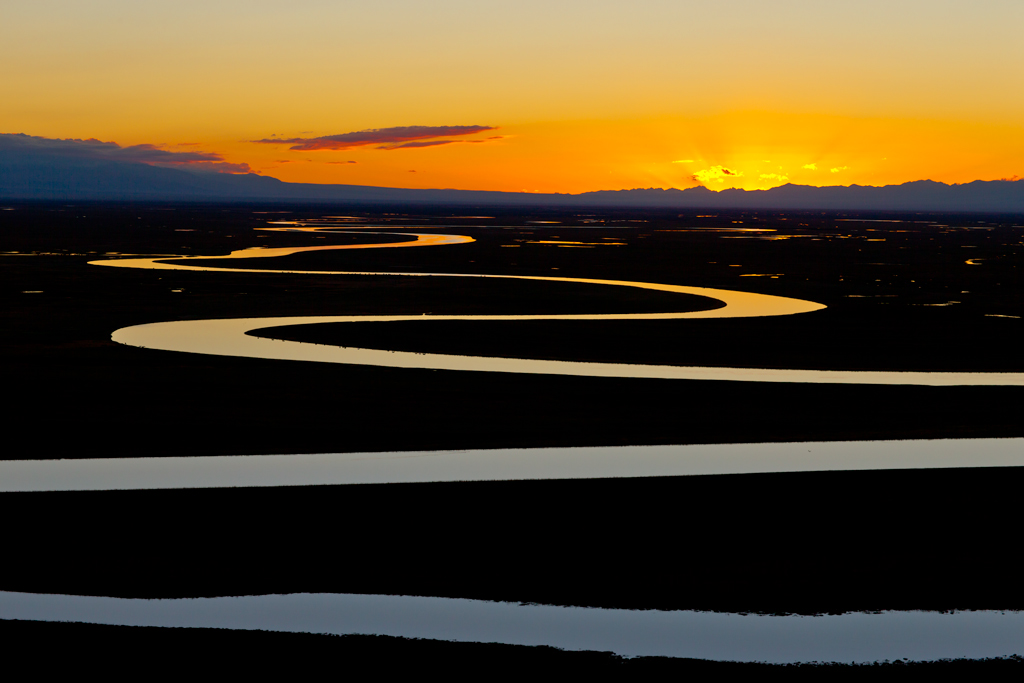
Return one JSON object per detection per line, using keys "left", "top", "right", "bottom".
{"left": 2, "top": 202, "right": 1023, "bottom": 673}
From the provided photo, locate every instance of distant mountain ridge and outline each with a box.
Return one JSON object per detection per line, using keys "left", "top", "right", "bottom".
{"left": 576, "top": 180, "right": 1024, "bottom": 212}
{"left": 2, "top": 133, "right": 1022, "bottom": 211}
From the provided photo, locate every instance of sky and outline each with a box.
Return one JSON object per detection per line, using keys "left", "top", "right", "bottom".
{"left": 2, "top": 0, "right": 1022, "bottom": 193}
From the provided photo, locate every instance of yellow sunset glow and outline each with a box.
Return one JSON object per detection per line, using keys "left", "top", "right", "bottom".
{"left": 2, "top": 1, "right": 1021, "bottom": 192}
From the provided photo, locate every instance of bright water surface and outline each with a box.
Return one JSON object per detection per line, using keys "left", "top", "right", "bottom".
{"left": 1, "top": 591, "right": 1020, "bottom": 663}
{"left": 2, "top": 438, "right": 1021, "bottom": 492}
{"left": 92, "top": 237, "right": 1024, "bottom": 385}
{"left": 33, "top": 232, "right": 1023, "bottom": 662}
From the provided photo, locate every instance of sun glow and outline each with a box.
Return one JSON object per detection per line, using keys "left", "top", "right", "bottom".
{"left": 2, "top": 2, "right": 1021, "bottom": 193}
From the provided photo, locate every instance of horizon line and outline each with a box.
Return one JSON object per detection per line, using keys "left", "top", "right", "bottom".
{"left": 229, "top": 173, "right": 1023, "bottom": 196}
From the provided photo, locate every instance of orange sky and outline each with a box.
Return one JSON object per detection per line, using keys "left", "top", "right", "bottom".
{"left": 3, "top": 1, "right": 1022, "bottom": 192}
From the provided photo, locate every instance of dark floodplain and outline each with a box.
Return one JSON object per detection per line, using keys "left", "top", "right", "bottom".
{"left": 2, "top": 202, "right": 1023, "bottom": 672}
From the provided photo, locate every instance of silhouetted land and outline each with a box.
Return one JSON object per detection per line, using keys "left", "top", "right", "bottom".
{"left": 3, "top": 204, "right": 1023, "bottom": 457}
{"left": 2, "top": 202, "right": 1022, "bottom": 667}
{"left": 4, "top": 134, "right": 1024, "bottom": 211}
{"left": 3, "top": 468, "right": 1023, "bottom": 613}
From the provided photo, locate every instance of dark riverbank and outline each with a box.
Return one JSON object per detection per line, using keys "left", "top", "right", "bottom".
{"left": 2, "top": 204, "right": 1023, "bottom": 459}
{"left": 3, "top": 467, "right": 1023, "bottom": 614}
{"left": 2, "top": 203, "right": 1022, "bottom": 668}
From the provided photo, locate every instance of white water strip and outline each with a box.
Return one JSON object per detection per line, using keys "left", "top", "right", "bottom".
{"left": 113, "top": 314, "right": 1024, "bottom": 385}
{"left": 2, "top": 438, "right": 1021, "bottom": 492}
{"left": 1, "top": 591, "right": 1020, "bottom": 663}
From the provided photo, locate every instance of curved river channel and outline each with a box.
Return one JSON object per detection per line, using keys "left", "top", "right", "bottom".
{"left": 10, "top": 227, "right": 1016, "bottom": 662}
{"left": 92, "top": 228, "right": 1024, "bottom": 386}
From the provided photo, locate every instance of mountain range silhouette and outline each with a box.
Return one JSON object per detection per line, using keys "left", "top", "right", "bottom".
{"left": 2, "top": 133, "right": 1021, "bottom": 211}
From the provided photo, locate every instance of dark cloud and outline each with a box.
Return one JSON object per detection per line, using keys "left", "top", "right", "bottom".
{"left": 0, "top": 133, "right": 251, "bottom": 173}
{"left": 378, "top": 140, "right": 459, "bottom": 150}
{"left": 253, "top": 125, "right": 496, "bottom": 151}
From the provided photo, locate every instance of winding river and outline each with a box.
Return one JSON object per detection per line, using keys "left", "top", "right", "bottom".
{"left": 93, "top": 228, "right": 1024, "bottom": 386}
{"left": 13, "top": 227, "right": 1017, "bottom": 659}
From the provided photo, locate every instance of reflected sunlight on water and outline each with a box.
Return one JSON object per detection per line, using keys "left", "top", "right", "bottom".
{"left": 94, "top": 228, "right": 1024, "bottom": 385}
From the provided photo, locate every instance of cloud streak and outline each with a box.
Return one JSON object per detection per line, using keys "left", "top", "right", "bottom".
{"left": 253, "top": 125, "right": 496, "bottom": 151}
{"left": 379, "top": 140, "right": 459, "bottom": 150}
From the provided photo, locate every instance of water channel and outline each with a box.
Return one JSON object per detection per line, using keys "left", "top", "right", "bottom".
{"left": 91, "top": 229, "right": 1024, "bottom": 385}
{"left": 66, "top": 227, "right": 1024, "bottom": 661}
{"left": 3, "top": 438, "right": 1022, "bottom": 492}
{"left": 1, "top": 591, "right": 1020, "bottom": 663}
